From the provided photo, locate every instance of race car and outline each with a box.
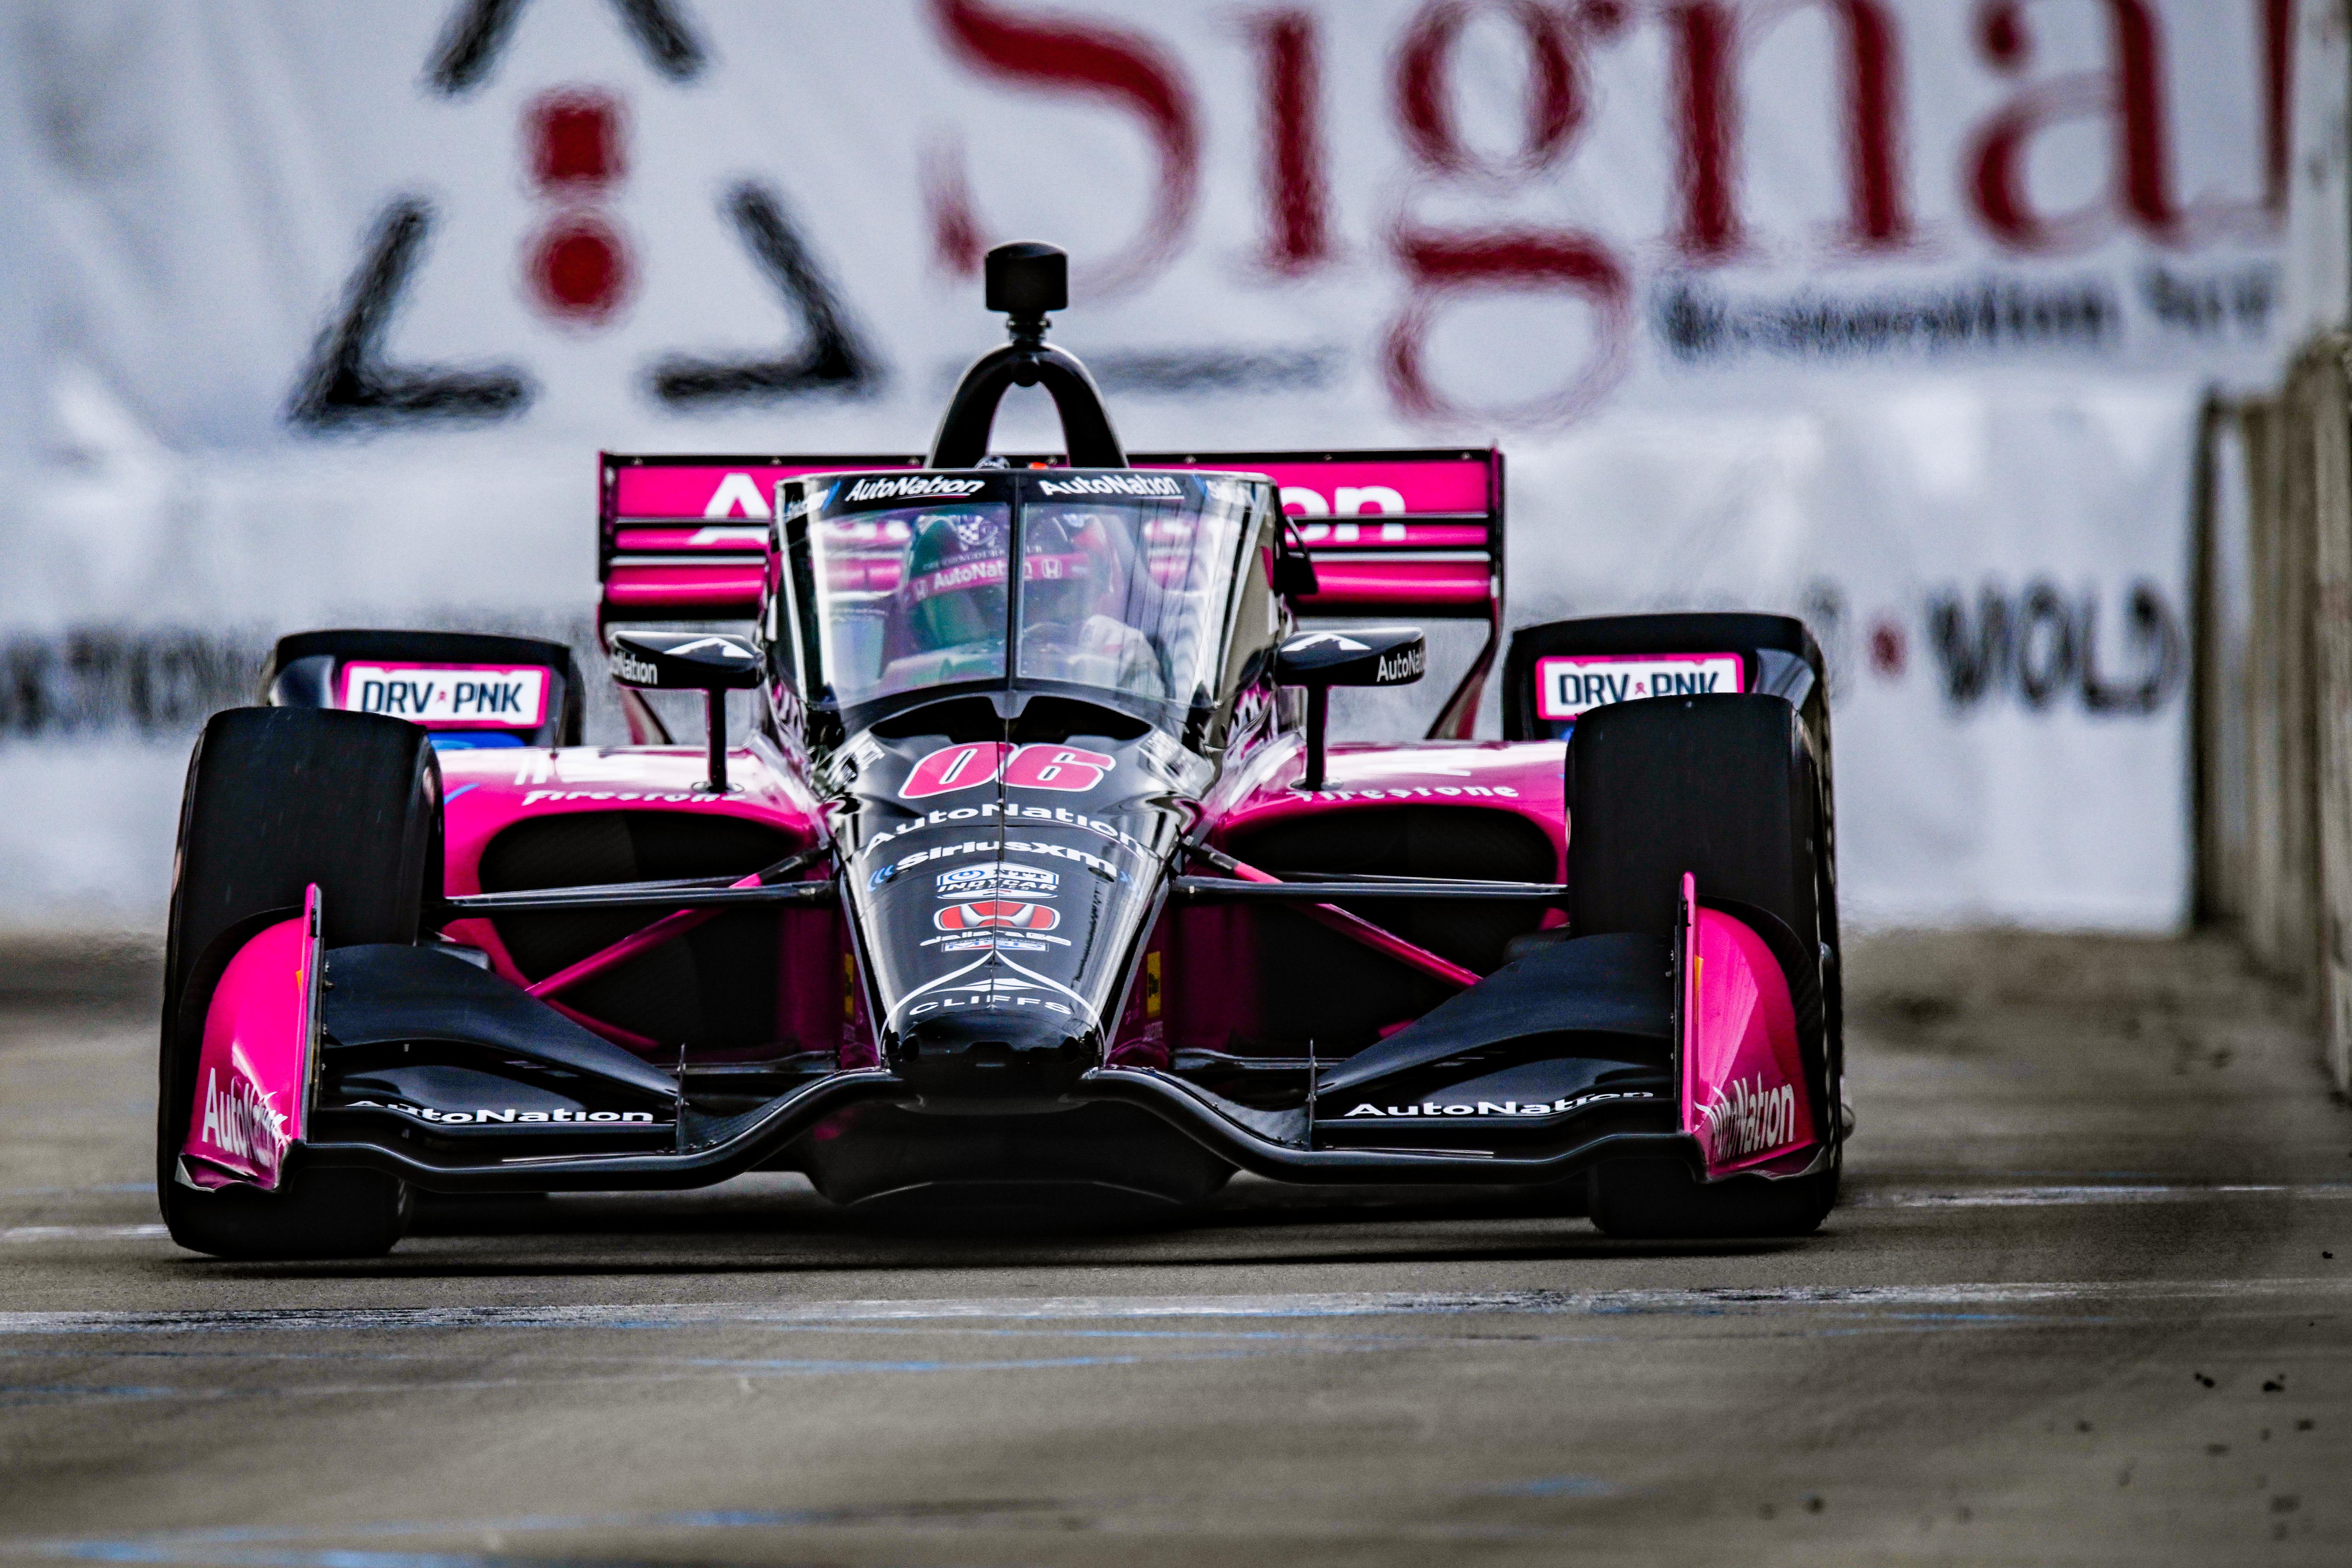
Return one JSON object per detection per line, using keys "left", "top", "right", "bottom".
{"left": 158, "top": 241, "right": 1846, "bottom": 1258}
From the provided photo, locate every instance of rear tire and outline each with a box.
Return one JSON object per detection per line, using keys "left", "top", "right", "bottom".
{"left": 1567, "top": 693, "right": 1839, "bottom": 1240}
{"left": 158, "top": 708, "right": 440, "bottom": 1260}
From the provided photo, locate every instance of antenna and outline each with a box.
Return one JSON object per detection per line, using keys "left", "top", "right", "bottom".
{"left": 928, "top": 242, "right": 1125, "bottom": 469}
{"left": 985, "top": 241, "right": 1066, "bottom": 343}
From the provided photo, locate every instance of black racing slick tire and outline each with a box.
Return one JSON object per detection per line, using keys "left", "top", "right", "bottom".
{"left": 157, "top": 707, "right": 441, "bottom": 1260}
{"left": 1566, "top": 692, "right": 1839, "bottom": 1240}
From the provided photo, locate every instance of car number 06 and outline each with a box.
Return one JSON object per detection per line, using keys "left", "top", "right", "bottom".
{"left": 902, "top": 742, "right": 1114, "bottom": 799}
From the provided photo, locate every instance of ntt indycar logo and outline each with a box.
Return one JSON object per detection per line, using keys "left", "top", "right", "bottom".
{"left": 347, "top": 1100, "right": 658, "bottom": 1127}
{"left": 937, "top": 862, "right": 1058, "bottom": 897}
{"left": 1036, "top": 474, "right": 1182, "bottom": 498}
{"left": 840, "top": 475, "right": 987, "bottom": 503}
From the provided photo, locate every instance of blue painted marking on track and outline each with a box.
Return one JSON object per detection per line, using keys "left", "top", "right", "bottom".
{"left": 9, "top": 1507, "right": 1053, "bottom": 1568}
{"left": 0, "top": 1384, "right": 179, "bottom": 1407}
{"left": 1482, "top": 1475, "right": 1617, "bottom": 1498}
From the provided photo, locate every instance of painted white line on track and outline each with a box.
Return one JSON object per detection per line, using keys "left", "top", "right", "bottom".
{"left": 2, "top": 1226, "right": 169, "bottom": 1244}
{"left": 1851, "top": 1184, "right": 2352, "bottom": 1207}
{"left": 2, "top": 1278, "right": 2346, "bottom": 1336}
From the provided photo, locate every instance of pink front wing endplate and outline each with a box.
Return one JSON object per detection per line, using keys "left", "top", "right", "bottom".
{"left": 177, "top": 885, "right": 323, "bottom": 1192}
{"left": 1679, "top": 874, "right": 1815, "bottom": 1177}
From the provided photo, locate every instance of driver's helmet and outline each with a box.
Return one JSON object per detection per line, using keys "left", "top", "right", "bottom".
{"left": 1021, "top": 510, "right": 1124, "bottom": 629}
{"left": 898, "top": 509, "right": 1011, "bottom": 653}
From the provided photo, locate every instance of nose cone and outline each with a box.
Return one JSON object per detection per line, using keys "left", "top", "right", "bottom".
{"left": 886, "top": 1008, "right": 1096, "bottom": 1102}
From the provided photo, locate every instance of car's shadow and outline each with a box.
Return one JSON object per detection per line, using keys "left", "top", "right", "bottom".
{"left": 170, "top": 1174, "right": 1814, "bottom": 1279}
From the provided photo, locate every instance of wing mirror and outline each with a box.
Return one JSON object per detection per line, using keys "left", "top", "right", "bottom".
{"left": 1273, "top": 627, "right": 1426, "bottom": 791}
{"left": 608, "top": 630, "right": 761, "bottom": 793}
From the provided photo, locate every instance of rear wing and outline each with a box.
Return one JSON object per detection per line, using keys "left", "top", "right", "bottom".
{"left": 598, "top": 446, "right": 1503, "bottom": 740}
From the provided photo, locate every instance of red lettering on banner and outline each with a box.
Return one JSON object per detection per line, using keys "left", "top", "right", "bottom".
{"left": 1668, "top": 0, "right": 1912, "bottom": 263}
{"left": 1248, "top": 11, "right": 1335, "bottom": 274}
{"left": 2260, "top": 0, "right": 2293, "bottom": 219}
{"left": 1384, "top": 1, "right": 1628, "bottom": 428}
{"left": 926, "top": 0, "right": 1200, "bottom": 296}
{"left": 1965, "top": 0, "right": 2227, "bottom": 252}
{"left": 1670, "top": 2, "right": 1739, "bottom": 258}
{"left": 1394, "top": 0, "right": 1583, "bottom": 177}
{"left": 523, "top": 89, "right": 633, "bottom": 325}
{"left": 531, "top": 89, "right": 625, "bottom": 188}
{"left": 1384, "top": 230, "right": 1631, "bottom": 426}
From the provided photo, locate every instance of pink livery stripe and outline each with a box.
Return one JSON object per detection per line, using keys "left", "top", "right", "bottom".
{"left": 179, "top": 886, "right": 322, "bottom": 1192}
{"left": 1145, "top": 457, "right": 1491, "bottom": 518}
{"left": 612, "top": 463, "right": 892, "bottom": 522}
{"left": 1298, "top": 559, "right": 1492, "bottom": 611}
{"left": 1290, "top": 522, "right": 1489, "bottom": 549}
{"left": 613, "top": 526, "right": 774, "bottom": 551}
{"left": 605, "top": 563, "right": 765, "bottom": 612}
{"left": 1679, "top": 874, "right": 1817, "bottom": 1179}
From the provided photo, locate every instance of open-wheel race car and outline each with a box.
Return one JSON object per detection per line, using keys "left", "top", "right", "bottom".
{"left": 159, "top": 242, "right": 1846, "bottom": 1259}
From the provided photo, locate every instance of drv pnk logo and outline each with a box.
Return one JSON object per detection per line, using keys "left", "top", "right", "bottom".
{"left": 902, "top": 742, "right": 1115, "bottom": 799}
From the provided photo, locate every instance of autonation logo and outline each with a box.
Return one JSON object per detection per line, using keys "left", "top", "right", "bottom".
{"left": 841, "top": 475, "right": 988, "bottom": 503}
{"left": 1036, "top": 474, "right": 1183, "bottom": 498}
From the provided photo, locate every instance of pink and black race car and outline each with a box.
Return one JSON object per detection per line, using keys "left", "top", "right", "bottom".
{"left": 159, "top": 243, "right": 1846, "bottom": 1258}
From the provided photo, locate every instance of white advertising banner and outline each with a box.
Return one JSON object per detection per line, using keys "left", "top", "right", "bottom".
{"left": 0, "top": 0, "right": 2307, "bottom": 930}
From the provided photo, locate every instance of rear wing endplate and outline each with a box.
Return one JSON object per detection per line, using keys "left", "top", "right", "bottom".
{"left": 598, "top": 446, "right": 1503, "bottom": 740}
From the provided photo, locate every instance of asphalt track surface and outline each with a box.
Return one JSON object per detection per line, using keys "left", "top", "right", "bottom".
{"left": 0, "top": 932, "right": 2346, "bottom": 1566}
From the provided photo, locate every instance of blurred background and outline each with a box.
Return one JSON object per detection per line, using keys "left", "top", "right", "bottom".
{"left": 0, "top": 0, "right": 2334, "bottom": 950}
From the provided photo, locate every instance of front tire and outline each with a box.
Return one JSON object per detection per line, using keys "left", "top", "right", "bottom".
{"left": 158, "top": 708, "right": 440, "bottom": 1260}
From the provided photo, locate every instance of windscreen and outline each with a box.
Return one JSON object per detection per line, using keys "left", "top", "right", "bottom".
{"left": 797, "top": 471, "right": 1261, "bottom": 718}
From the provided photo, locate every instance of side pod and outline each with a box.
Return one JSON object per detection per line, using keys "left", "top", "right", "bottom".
{"left": 1677, "top": 874, "right": 1818, "bottom": 1179}
{"left": 177, "top": 886, "right": 324, "bottom": 1192}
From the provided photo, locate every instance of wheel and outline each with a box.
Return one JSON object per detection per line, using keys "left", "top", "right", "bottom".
{"left": 158, "top": 707, "right": 441, "bottom": 1259}
{"left": 1566, "top": 692, "right": 1839, "bottom": 1240}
